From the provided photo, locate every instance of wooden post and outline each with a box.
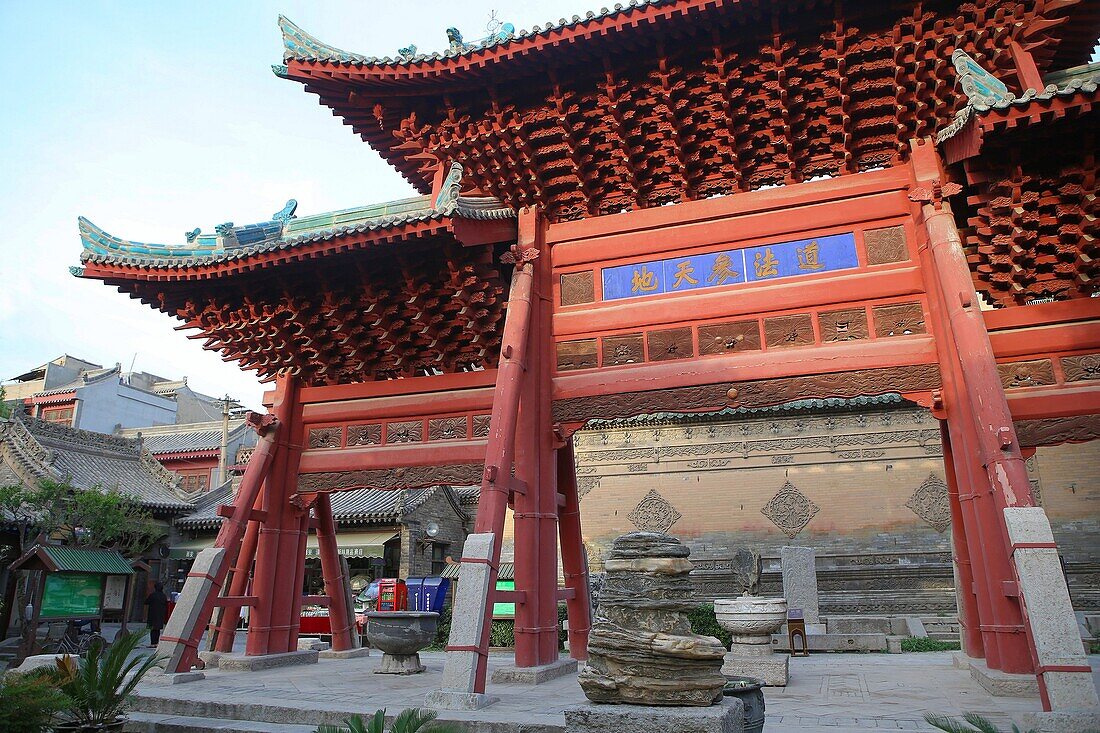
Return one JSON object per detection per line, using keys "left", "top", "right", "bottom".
{"left": 315, "top": 492, "right": 357, "bottom": 651}
{"left": 939, "top": 424, "right": 984, "bottom": 659}
{"left": 557, "top": 441, "right": 591, "bottom": 660}
{"left": 212, "top": 491, "right": 263, "bottom": 653}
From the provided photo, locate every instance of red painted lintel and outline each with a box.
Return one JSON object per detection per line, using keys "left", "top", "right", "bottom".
{"left": 302, "top": 387, "right": 495, "bottom": 424}
{"left": 297, "top": 369, "right": 497, "bottom": 406}
{"left": 297, "top": 440, "right": 487, "bottom": 473}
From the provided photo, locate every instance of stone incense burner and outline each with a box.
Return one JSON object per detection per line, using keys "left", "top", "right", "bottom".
{"left": 365, "top": 611, "right": 438, "bottom": 674}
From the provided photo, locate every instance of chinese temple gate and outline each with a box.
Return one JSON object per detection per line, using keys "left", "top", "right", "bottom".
{"left": 75, "top": 0, "right": 1099, "bottom": 713}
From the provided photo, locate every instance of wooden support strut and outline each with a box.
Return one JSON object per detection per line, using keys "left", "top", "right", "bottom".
{"left": 163, "top": 412, "right": 280, "bottom": 673}
{"left": 314, "top": 492, "right": 357, "bottom": 652}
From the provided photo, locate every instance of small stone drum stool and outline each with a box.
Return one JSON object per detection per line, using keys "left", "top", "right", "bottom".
{"left": 787, "top": 608, "right": 809, "bottom": 657}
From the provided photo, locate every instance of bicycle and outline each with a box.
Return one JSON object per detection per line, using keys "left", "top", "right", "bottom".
{"left": 40, "top": 620, "right": 108, "bottom": 657}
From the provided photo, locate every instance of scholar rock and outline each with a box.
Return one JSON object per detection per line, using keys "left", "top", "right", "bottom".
{"left": 578, "top": 532, "right": 726, "bottom": 706}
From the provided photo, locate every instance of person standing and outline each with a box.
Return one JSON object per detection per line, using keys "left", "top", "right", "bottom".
{"left": 145, "top": 582, "right": 168, "bottom": 647}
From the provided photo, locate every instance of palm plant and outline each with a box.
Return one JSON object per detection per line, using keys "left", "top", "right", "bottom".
{"left": 925, "top": 712, "right": 1037, "bottom": 733}
{"left": 55, "top": 630, "right": 164, "bottom": 730}
{"left": 316, "top": 707, "right": 463, "bottom": 733}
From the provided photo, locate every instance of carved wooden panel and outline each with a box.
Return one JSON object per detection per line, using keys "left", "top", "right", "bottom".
{"left": 472, "top": 414, "right": 492, "bottom": 438}
{"left": 698, "top": 321, "right": 762, "bottom": 356}
{"left": 997, "top": 359, "right": 1056, "bottom": 389}
{"left": 386, "top": 420, "right": 423, "bottom": 444}
{"left": 429, "top": 416, "right": 468, "bottom": 441}
{"left": 818, "top": 308, "right": 869, "bottom": 342}
{"left": 1062, "top": 354, "right": 1100, "bottom": 382}
{"left": 1014, "top": 415, "right": 1100, "bottom": 447}
{"left": 560, "top": 271, "right": 595, "bottom": 306}
{"left": 346, "top": 423, "right": 382, "bottom": 446}
{"left": 602, "top": 333, "right": 645, "bottom": 366}
{"left": 308, "top": 426, "right": 342, "bottom": 449}
{"left": 556, "top": 339, "right": 598, "bottom": 371}
{"left": 647, "top": 327, "right": 694, "bottom": 361}
{"left": 297, "top": 463, "right": 484, "bottom": 493}
{"left": 764, "top": 314, "right": 814, "bottom": 349}
{"left": 872, "top": 302, "right": 926, "bottom": 337}
{"left": 864, "top": 225, "right": 909, "bottom": 265}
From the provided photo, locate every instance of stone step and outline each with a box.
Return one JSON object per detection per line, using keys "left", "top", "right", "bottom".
{"left": 126, "top": 711, "right": 317, "bottom": 732}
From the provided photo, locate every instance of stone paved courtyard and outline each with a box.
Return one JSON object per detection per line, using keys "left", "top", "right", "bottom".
{"left": 126, "top": 650, "right": 1100, "bottom": 732}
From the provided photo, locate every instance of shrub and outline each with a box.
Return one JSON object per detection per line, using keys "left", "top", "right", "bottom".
{"left": 489, "top": 620, "right": 515, "bottom": 647}
{"left": 428, "top": 606, "right": 452, "bottom": 650}
{"left": 316, "top": 707, "right": 462, "bottom": 733}
{"left": 687, "top": 604, "right": 732, "bottom": 648}
{"left": 558, "top": 602, "right": 568, "bottom": 649}
{"left": 925, "top": 712, "right": 1036, "bottom": 733}
{"left": 901, "top": 636, "right": 961, "bottom": 653}
{"left": 0, "top": 669, "right": 71, "bottom": 733}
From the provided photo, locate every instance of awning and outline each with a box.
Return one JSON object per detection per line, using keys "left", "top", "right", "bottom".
{"left": 170, "top": 530, "right": 399, "bottom": 561}
{"left": 440, "top": 561, "right": 514, "bottom": 580}
{"left": 11, "top": 545, "right": 135, "bottom": 575}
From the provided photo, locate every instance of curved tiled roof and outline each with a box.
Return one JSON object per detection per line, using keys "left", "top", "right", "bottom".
{"left": 582, "top": 394, "right": 909, "bottom": 429}
{"left": 0, "top": 415, "right": 193, "bottom": 512}
{"left": 76, "top": 163, "right": 512, "bottom": 272}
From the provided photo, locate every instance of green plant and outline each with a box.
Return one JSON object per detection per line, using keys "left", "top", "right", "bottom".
{"left": 428, "top": 606, "right": 452, "bottom": 650}
{"left": 0, "top": 669, "right": 71, "bottom": 733}
{"left": 489, "top": 619, "right": 515, "bottom": 647}
{"left": 316, "top": 707, "right": 462, "bottom": 733}
{"left": 56, "top": 631, "right": 163, "bottom": 726}
{"left": 687, "top": 604, "right": 732, "bottom": 648}
{"left": 925, "top": 712, "right": 1036, "bottom": 733}
{"left": 901, "top": 636, "right": 961, "bottom": 652}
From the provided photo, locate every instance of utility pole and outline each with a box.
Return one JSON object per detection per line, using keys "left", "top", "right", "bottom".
{"left": 218, "top": 395, "right": 231, "bottom": 488}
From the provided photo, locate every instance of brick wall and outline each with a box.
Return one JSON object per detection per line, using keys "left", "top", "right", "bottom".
{"left": 399, "top": 488, "right": 469, "bottom": 578}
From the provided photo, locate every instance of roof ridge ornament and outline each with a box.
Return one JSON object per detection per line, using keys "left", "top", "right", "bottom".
{"left": 433, "top": 162, "right": 464, "bottom": 211}
{"left": 951, "top": 49, "right": 1013, "bottom": 107}
{"left": 279, "top": 15, "right": 368, "bottom": 64}
{"left": 271, "top": 199, "right": 298, "bottom": 224}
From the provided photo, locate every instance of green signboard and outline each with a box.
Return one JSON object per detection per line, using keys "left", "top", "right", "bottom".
{"left": 40, "top": 573, "right": 103, "bottom": 619}
{"left": 493, "top": 579, "right": 515, "bottom": 619}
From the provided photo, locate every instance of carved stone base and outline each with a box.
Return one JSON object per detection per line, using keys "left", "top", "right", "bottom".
{"left": 375, "top": 652, "right": 425, "bottom": 674}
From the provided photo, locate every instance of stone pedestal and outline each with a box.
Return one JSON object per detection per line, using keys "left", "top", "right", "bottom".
{"left": 780, "top": 546, "right": 819, "bottom": 624}
{"left": 565, "top": 698, "right": 745, "bottom": 733}
{"left": 715, "top": 596, "right": 789, "bottom": 687}
{"left": 491, "top": 657, "right": 578, "bottom": 684}
{"left": 319, "top": 646, "right": 371, "bottom": 660}
{"left": 376, "top": 651, "right": 425, "bottom": 674}
{"left": 215, "top": 649, "right": 318, "bottom": 671}
{"left": 579, "top": 532, "right": 727, "bottom": 706}
{"left": 437, "top": 533, "right": 495, "bottom": 696}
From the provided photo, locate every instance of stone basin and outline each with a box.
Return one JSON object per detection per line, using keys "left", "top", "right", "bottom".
{"left": 365, "top": 611, "right": 438, "bottom": 674}
{"left": 713, "top": 595, "right": 788, "bottom": 638}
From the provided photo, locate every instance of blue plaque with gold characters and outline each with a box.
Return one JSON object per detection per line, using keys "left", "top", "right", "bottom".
{"left": 601, "top": 232, "right": 858, "bottom": 301}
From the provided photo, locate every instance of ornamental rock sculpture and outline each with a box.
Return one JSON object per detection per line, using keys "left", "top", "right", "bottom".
{"left": 578, "top": 532, "right": 726, "bottom": 706}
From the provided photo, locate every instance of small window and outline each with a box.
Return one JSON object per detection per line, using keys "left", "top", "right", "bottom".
{"left": 430, "top": 543, "right": 449, "bottom": 576}
{"left": 41, "top": 407, "right": 74, "bottom": 425}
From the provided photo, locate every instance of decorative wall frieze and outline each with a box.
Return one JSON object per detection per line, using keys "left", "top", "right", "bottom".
{"left": 627, "top": 489, "right": 681, "bottom": 533}
{"left": 905, "top": 474, "right": 951, "bottom": 533}
{"left": 1061, "top": 354, "right": 1100, "bottom": 383}
{"left": 997, "top": 359, "right": 1056, "bottom": 389}
{"left": 698, "top": 321, "right": 762, "bottom": 356}
{"left": 577, "top": 476, "right": 601, "bottom": 500}
{"left": 308, "top": 426, "right": 342, "bottom": 449}
{"left": 560, "top": 271, "right": 595, "bottom": 306}
{"left": 428, "top": 416, "right": 466, "bottom": 441}
{"left": 602, "top": 334, "right": 645, "bottom": 366}
{"left": 819, "top": 308, "right": 869, "bottom": 342}
{"left": 1014, "top": 415, "right": 1100, "bottom": 447}
{"left": 863, "top": 225, "right": 909, "bottom": 265}
{"left": 385, "top": 420, "right": 423, "bottom": 444}
{"left": 647, "top": 327, "right": 694, "bottom": 361}
{"left": 346, "top": 423, "right": 382, "bottom": 446}
{"left": 764, "top": 314, "right": 814, "bottom": 349}
{"left": 760, "top": 481, "right": 818, "bottom": 538}
{"left": 297, "top": 463, "right": 483, "bottom": 493}
{"left": 472, "top": 414, "right": 492, "bottom": 438}
{"left": 557, "top": 339, "right": 599, "bottom": 372}
{"left": 872, "top": 302, "right": 927, "bottom": 338}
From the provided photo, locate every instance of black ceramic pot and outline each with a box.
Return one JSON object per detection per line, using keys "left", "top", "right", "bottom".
{"left": 723, "top": 676, "right": 765, "bottom": 733}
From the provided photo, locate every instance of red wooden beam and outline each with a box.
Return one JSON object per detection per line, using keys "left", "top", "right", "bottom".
{"left": 1007, "top": 385, "right": 1100, "bottom": 421}
{"left": 297, "top": 440, "right": 487, "bottom": 473}
{"left": 301, "top": 387, "right": 495, "bottom": 424}
{"left": 988, "top": 322, "right": 1100, "bottom": 361}
{"left": 297, "top": 368, "right": 497, "bottom": 406}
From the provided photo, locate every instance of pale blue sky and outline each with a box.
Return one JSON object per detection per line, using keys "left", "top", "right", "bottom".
{"left": 0, "top": 1, "right": 582, "bottom": 409}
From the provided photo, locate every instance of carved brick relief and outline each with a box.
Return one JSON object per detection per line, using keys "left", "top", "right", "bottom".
{"left": 577, "top": 476, "right": 601, "bottom": 500}
{"left": 472, "top": 414, "right": 492, "bottom": 438}
{"left": 560, "top": 270, "right": 595, "bottom": 306}
{"left": 308, "top": 427, "right": 342, "bottom": 449}
{"left": 386, "top": 420, "right": 423, "bottom": 444}
{"left": 297, "top": 463, "right": 482, "bottom": 493}
{"left": 346, "top": 423, "right": 382, "bottom": 446}
{"left": 905, "top": 474, "right": 951, "bottom": 533}
{"left": 428, "top": 416, "right": 467, "bottom": 441}
{"left": 1060, "top": 354, "right": 1100, "bottom": 383}
{"left": 997, "top": 359, "right": 1056, "bottom": 389}
{"left": 1029, "top": 479, "right": 1043, "bottom": 506}
{"left": 602, "top": 333, "right": 645, "bottom": 366}
{"left": 872, "top": 302, "right": 926, "bottom": 337}
{"left": 557, "top": 339, "right": 598, "bottom": 371}
{"left": 698, "top": 320, "right": 762, "bottom": 356}
{"left": 1014, "top": 415, "right": 1100, "bottom": 446}
{"left": 628, "top": 489, "right": 682, "bottom": 533}
{"left": 864, "top": 225, "right": 909, "bottom": 265}
{"left": 648, "top": 327, "right": 694, "bottom": 361}
{"left": 764, "top": 314, "right": 815, "bottom": 349}
{"left": 760, "top": 481, "right": 819, "bottom": 538}
{"left": 818, "top": 308, "right": 869, "bottom": 342}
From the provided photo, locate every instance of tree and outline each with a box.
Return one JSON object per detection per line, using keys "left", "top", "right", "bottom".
{"left": 0, "top": 478, "right": 164, "bottom": 558}
{"left": 0, "top": 386, "right": 17, "bottom": 419}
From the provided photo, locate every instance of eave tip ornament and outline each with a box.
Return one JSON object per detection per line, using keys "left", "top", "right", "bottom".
{"left": 501, "top": 244, "right": 539, "bottom": 265}
{"left": 908, "top": 179, "right": 962, "bottom": 210}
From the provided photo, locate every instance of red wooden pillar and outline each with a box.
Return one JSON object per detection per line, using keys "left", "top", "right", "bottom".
{"left": 247, "top": 374, "right": 306, "bottom": 656}
{"left": 557, "top": 441, "right": 591, "bottom": 660}
{"left": 212, "top": 488, "right": 263, "bottom": 653}
{"left": 939, "top": 424, "right": 984, "bottom": 658}
{"left": 315, "top": 492, "right": 356, "bottom": 652}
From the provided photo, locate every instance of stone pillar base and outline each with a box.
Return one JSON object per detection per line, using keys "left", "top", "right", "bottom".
{"left": 964, "top": 656, "right": 1039, "bottom": 698}
{"left": 375, "top": 652, "right": 425, "bottom": 674}
{"left": 142, "top": 670, "right": 206, "bottom": 685}
{"left": 215, "top": 649, "right": 318, "bottom": 671}
{"left": 491, "top": 657, "right": 578, "bottom": 684}
{"left": 722, "top": 650, "right": 788, "bottom": 687}
{"left": 319, "top": 646, "right": 371, "bottom": 660}
{"left": 1020, "top": 710, "right": 1100, "bottom": 733}
{"left": 565, "top": 698, "right": 745, "bottom": 733}
{"left": 424, "top": 690, "right": 500, "bottom": 710}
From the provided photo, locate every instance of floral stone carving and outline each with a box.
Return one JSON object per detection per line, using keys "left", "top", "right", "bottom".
{"left": 906, "top": 474, "right": 951, "bottom": 533}
{"left": 578, "top": 532, "right": 726, "bottom": 706}
{"left": 760, "top": 481, "right": 818, "bottom": 538}
{"left": 628, "top": 488, "right": 681, "bottom": 533}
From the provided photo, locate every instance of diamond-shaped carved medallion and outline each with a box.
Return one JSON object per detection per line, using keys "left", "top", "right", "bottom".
{"left": 906, "top": 474, "right": 951, "bottom": 533}
{"left": 760, "top": 481, "right": 818, "bottom": 538}
{"left": 628, "top": 489, "right": 681, "bottom": 533}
